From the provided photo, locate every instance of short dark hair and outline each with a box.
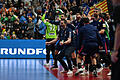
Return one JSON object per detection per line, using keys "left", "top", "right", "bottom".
{"left": 61, "top": 20, "right": 67, "bottom": 24}
{"left": 82, "top": 18, "right": 89, "bottom": 24}
{"left": 94, "top": 14, "right": 98, "bottom": 19}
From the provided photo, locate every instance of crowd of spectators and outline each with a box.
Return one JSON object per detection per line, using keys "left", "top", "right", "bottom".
{"left": 0, "top": 0, "right": 114, "bottom": 41}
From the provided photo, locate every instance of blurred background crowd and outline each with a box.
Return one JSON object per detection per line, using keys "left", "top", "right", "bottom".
{"left": 0, "top": 0, "right": 114, "bottom": 42}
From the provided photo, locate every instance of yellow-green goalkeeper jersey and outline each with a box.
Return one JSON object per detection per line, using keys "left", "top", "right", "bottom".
{"left": 42, "top": 13, "right": 57, "bottom": 39}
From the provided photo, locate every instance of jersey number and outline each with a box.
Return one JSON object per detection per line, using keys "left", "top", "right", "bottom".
{"left": 49, "top": 25, "right": 55, "bottom": 31}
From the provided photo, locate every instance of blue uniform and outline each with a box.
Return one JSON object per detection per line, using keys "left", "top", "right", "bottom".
{"left": 59, "top": 27, "right": 72, "bottom": 39}
{"left": 77, "top": 24, "right": 102, "bottom": 56}
{"left": 56, "top": 27, "right": 75, "bottom": 55}
{"left": 56, "top": 27, "right": 74, "bottom": 71}
{"left": 91, "top": 18, "right": 107, "bottom": 52}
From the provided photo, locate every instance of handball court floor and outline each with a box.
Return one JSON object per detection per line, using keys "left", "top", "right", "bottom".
{"left": 0, "top": 59, "right": 111, "bottom": 80}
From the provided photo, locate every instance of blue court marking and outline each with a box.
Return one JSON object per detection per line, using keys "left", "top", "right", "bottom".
{"left": 0, "top": 59, "right": 58, "bottom": 80}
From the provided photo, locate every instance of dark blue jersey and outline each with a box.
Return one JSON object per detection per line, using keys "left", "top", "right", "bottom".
{"left": 58, "top": 27, "right": 73, "bottom": 47}
{"left": 77, "top": 24, "right": 102, "bottom": 49}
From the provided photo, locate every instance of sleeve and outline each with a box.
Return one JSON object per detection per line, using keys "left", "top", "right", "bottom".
{"left": 96, "top": 30, "right": 103, "bottom": 46}
{"left": 58, "top": 30, "right": 61, "bottom": 38}
{"left": 39, "top": 23, "right": 46, "bottom": 35}
{"left": 77, "top": 27, "right": 83, "bottom": 49}
{"left": 41, "top": 13, "right": 52, "bottom": 27}
{"left": 41, "top": 13, "right": 46, "bottom": 22}
{"left": 32, "top": 8, "right": 37, "bottom": 17}
{"left": 19, "top": 17, "right": 22, "bottom": 23}
{"left": 34, "top": 18, "right": 37, "bottom": 24}
{"left": 102, "top": 22, "right": 107, "bottom": 30}
{"left": 55, "top": 25, "right": 58, "bottom": 31}
{"left": 98, "top": 19, "right": 106, "bottom": 30}
{"left": 68, "top": 29, "right": 72, "bottom": 39}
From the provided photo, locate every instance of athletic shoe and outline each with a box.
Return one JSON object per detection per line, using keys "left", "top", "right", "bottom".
{"left": 51, "top": 66, "right": 58, "bottom": 70}
{"left": 75, "top": 67, "right": 85, "bottom": 76}
{"left": 80, "top": 67, "right": 85, "bottom": 71}
{"left": 93, "top": 70, "right": 98, "bottom": 77}
{"left": 107, "top": 71, "right": 111, "bottom": 76}
{"left": 67, "top": 70, "right": 73, "bottom": 75}
{"left": 97, "top": 67, "right": 103, "bottom": 73}
{"left": 80, "top": 71, "right": 89, "bottom": 76}
{"left": 77, "top": 67, "right": 85, "bottom": 72}
{"left": 72, "top": 65, "right": 78, "bottom": 69}
{"left": 44, "top": 63, "right": 50, "bottom": 66}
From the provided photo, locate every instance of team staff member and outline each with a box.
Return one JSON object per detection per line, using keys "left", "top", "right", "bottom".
{"left": 72, "top": 13, "right": 84, "bottom": 71}
{"left": 42, "top": 11, "right": 58, "bottom": 67}
{"left": 76, "top": 18, "right": 103, "bottom": 77}
{"left": 46, "top": 20, "right": 74, "bottom": 75}
{"left": 111, "top": 0, "right": 120, "bottom": 80}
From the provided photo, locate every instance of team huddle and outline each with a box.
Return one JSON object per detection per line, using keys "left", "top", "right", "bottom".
{"left": 43, "top": 10, "right": 113, "bottom": 77}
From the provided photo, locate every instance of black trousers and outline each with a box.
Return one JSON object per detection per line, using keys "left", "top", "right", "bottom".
{"left": 56, "top": 46, "right": 74, "bottom": 71}
{"left": 46, "top": 39, "right": 57, "bottom": 66}
{"left": 46, "top": 44, "right": 56, "bottom": 63}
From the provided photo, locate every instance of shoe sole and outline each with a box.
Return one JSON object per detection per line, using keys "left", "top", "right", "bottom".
{"left": 51, "top": 68, "right": 58, "bottom": 70}
{"left": 75, "top": 71, "right": 84, "bottom": 76}
{"left": 67, "top": 73, "right": 73, "bottom": 75}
